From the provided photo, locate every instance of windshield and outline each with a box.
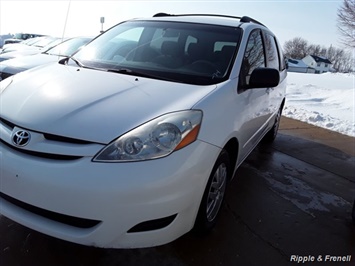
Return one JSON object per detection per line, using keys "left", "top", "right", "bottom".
{"left": 46, "top": 37, "right": 91, "bottom": 56}
{"left": 32, "top": 37, "right": 60, "bottom": 48}
{"left": 73, "top": 20, "right": 241, "bottom": 85}
{"left": 20, "top": 38, "right": 40, "bottom": 45}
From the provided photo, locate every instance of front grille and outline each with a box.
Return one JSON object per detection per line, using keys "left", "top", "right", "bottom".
{"left": 0, "top": 117, "right": 97, "bottom": 160}
{"left": 0, "top": 117, "right": 94, "bottom": 145}
{"left": 0, "top": 139, "right": 82, "bottom": 160}
{"left": 43, "top": 132, "right": 92, "bottom": 144}
{"left": 0, "top": 192, "right": 101, "bottom": 229}
{"left": 0, "top": 117, "right": 15, "bottom": 129}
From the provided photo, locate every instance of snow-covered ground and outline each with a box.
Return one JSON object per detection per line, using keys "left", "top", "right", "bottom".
{"left": 284, "top": 72, "right": 355, "bottom": 137}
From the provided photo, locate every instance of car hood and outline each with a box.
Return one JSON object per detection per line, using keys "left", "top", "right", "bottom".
{"left": 0, "top": 53, "right": 63, "bottom": 74}
{"left": 0, "top": 48, "right": 43, "bottom": 62}
{"left": 1, "top": 63, "right": 216, "bottom": 143}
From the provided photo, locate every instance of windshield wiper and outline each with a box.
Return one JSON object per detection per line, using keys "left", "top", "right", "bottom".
{"left": 107, "top": 68, "right": 179, "bottom": 82}
{"left": 58, "top": 56, "right": 83, "bottom": 67}
{"left": 107, "top": 68, "right": 148, "bottom": 76}
{"left": 70, "top": 57, "right": 83, "bottom": 67}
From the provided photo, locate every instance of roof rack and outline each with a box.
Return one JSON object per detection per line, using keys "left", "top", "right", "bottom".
{"left": 240, "top": 16, "right": 266, "bottom": 27}
{"left": 152, "top": 13, "right": 267, "bottom": 28}
{"left": 153, "top": 13, "right": 173, "bottom": 17}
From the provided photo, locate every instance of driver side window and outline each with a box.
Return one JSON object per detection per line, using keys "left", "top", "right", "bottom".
{"left": 239, "top": 30, "right": 265, "bottom": 90}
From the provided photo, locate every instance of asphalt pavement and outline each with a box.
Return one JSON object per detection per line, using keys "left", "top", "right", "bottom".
{"left": 1, "top": 116, "right": 354, "bottom": 266}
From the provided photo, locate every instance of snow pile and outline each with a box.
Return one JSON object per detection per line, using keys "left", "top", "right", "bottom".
{"left": 284, "top": 72, "right": 354, "bottom": 137}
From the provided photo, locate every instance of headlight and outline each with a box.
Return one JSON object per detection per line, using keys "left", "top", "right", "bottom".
{"left": 93, "top": 110, "right": 202, "bottom": 162}
{"left": 0, "top": 76, "right": 13, "bottom": 94}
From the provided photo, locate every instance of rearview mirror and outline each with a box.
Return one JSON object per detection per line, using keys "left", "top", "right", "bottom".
{"left": 249, "top": 68, "right": 280, "bottom": 88}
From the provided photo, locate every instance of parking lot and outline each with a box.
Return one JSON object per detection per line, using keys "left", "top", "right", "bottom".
{"left": 1, "top": 117, "right": 354, "bottom": 266}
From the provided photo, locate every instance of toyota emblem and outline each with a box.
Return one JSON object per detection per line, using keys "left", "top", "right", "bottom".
{"left": 12, "top": 130, "right": 31, "bottom": 147}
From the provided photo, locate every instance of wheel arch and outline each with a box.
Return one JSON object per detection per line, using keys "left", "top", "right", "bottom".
{"left": 280, "top": 97, "right": 286, "bottom": 111}
{"left": 222, "top": 137, "right": 239, "bottom": 180}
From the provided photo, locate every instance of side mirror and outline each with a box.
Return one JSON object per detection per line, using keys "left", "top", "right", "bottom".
{"left": 249, "top": 68, "right": 280, "bottom": 88}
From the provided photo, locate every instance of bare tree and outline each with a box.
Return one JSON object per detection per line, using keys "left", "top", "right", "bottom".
{"left": 307, "top": 44, "right": 327, "bottom": 57}
{"left": 283, "top": 37, "right": 309, "bottom": 59}
{"left": 283, "top": 37, "right": 354, "bottom": 72}
{"left": 337, "top": 0, "right": 355, "bottom": 48}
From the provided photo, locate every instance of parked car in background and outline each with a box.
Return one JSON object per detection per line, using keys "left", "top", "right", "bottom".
{"left": 1, "top": 37, "right": 49, "bottom": 54}
{"left": 1, "top": 37, "right": 41, "bottom": 50}
{"left": 0, "top": 34, "right": 14, "bottom": 48}
{"left": 352, "top": 200, "right": 355, "bottom": 225}
{"left": 3, "top": 33, "right": 44, "bottom": 45}
{"left": 1, "top": 36, "right": 59, "bottom": 54}
{"left": 0, "top": 37, "right": 92, "bottom": 80}
{"left": 0, "top": 13, "right": 286, "bottom": 248}
{"left": 2, "top": 39, "right": 22, "bottom": 45}
{"left": 0, "top": 37, "right": 62, "bottom": 62}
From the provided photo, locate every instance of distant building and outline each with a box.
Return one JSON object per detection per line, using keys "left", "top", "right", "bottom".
{"left": 302, "top": 55, "right": 332, "bottom": 74}
{"left": 287, "top": 58, "right": 315, "bottom": 73}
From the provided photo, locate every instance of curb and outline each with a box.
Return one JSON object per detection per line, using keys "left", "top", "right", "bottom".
{"left": 279, "top": 116, "right": 355, "bottom": 157}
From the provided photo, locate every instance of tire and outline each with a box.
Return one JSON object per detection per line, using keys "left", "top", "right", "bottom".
{"left": 352, "top": 200, "right": 355, "bottom": 225}
{"left": 263, "top": 106, "right": 282, "bottom": 143}
{"left": 193, "top": 150, "right": 230, "bottom": 234}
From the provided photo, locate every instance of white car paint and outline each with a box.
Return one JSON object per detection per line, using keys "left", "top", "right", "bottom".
{"left": 0, "top": 14, "right": 286, "bottom": 248}
{"left": 1, "top": 64, "right": 217, "bottom": 143}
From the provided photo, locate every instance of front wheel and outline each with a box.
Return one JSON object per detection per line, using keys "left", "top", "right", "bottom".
{"left": 352, "top": 200, "right": 355, "bottom": 225}
{"left": 193, "top": 150, "right": 230, "bottom": 234}
{"left": 263, "top": 106, "right": 283, "bottom": 143}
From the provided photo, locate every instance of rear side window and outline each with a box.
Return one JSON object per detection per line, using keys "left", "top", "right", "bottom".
{"left": 264, "top": 33, "right": 279, "bottom": 70}
{"left": 239, "top": 30, "right": 265, "bottom": 89}
{"left": 275, "top": 37, "right": 286, "bottom": 71}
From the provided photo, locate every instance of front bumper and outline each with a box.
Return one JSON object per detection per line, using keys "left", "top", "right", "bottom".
{"left": 0, "top": 140, "right": 221, "bottom": 248}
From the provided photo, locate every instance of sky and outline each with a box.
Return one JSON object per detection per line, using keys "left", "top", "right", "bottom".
{"left": 0, "top": 0, "right": 344, "bottom": 48}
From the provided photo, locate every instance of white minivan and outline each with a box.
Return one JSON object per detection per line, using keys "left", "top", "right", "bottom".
{"left": 0, "top": 13, "right": 286, "bottom": 248}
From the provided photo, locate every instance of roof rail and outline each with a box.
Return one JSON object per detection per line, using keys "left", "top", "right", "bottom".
{"left": 240, "top": 16, "right": 266, "bottom": 27}
{"left": 153, "top": 13, "right": 173, "bottom": 17}
{"left": 153, "top": 13, "right": 242, "bottom": 20}
{"left": 152, "top": 13, "right": 267, "bottom": 28}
